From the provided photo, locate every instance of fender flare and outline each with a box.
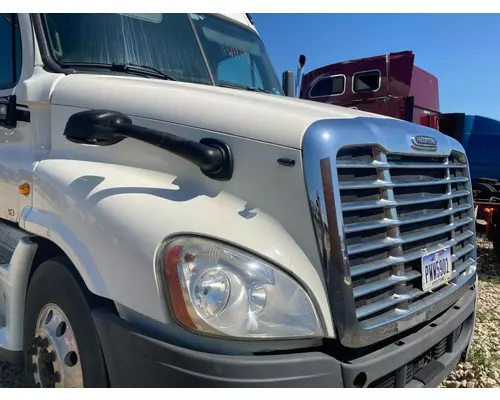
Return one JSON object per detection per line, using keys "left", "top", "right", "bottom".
{"left": 20, "top": 206, "right": 109, "bottom": 298}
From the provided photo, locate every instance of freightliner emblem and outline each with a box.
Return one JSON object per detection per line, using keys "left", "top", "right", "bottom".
{"left": 412, "top": 135, "right": 437, "bottom": 151}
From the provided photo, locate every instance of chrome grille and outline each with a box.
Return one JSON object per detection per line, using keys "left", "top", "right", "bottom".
{"left": 337, "top": 146, "right": 475, "bottom": 329}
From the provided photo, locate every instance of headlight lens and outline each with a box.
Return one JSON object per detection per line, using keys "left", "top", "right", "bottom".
{"left": 161, "top": 236, "right": 323, "bottom": 339}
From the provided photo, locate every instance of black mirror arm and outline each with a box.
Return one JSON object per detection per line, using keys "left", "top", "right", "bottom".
{"left": 64, "top": 110, "right": 233, "bottom": 181}
{"left": 118, "top": 124, "right": 223, "bottom": 172}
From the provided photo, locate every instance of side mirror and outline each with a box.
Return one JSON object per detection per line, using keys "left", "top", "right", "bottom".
{"left": 0, "top": 95, "right": 18, "bottom": 129}
{"left": 282, "top": 70, "right": 295, "bottom": 97}
{"left": 63, "top": 109, "right": 131, "bottom": 145}
{"left": 64, "top": 109, "right": 233, "bottom": 181}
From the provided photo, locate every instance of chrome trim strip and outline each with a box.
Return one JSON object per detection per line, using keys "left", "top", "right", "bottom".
{"left": 347, "top": 217, "right": 473, "bottom": 256}
{"left": 344, "top": 203, "right": 471, "bottom": 234}
{"left": 359, "top": 271, "right": 475, "bottom": 330}
{"left": 352, "top": 69, "right": 382, "bottom": 94}
{"left": 308, "top": 73, "right": 347, "bottom": 99}
{"left": 356, "top": 258, "right": 474, "bottom": 320}
{"left": 350, "top": 229, "right": 474, "bottom": 277}
{"left": 302, "top": 117, "right": 477, "bottom": 348}
{"left": 341, "top": 190, "right": 470, "bottom": 212}
{"left": 353, "top": 270, "right": 421, "bottom": 298}
{"left": 336, "top": 161, "right": 466, "bottom": 169}
{"left": 338, "top": 176, "right": 468, "bottom": 191}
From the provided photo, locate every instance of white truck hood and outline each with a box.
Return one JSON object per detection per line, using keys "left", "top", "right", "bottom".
{"left": 50, "top": 74, "right": 389, "bottom": 149}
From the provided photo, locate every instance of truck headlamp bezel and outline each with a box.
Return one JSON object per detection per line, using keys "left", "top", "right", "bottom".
{"left": 157, "top": 235, "right": 324, "bottom": 340}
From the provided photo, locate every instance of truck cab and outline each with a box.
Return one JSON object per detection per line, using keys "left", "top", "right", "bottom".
{"left": 0, "top": 14, "right": 477, "bottom": 388}
{"left": 300, "top": 51, "right": 440, "bottom": 128}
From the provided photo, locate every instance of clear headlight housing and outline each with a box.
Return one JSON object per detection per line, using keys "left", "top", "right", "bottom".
{"left": 160, "top": 236, "right": 323, "bottom": 339}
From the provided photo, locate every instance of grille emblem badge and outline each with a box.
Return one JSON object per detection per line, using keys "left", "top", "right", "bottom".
{"left": 412, "top": 135, "right": 437, "bottom": 151}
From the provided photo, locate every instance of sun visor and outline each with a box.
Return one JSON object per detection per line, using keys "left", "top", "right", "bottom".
{"left": 118, "top": 14, "right": 163, "bottom": 23}
{"left": 199, "top": 25, "right": 261, "bottom": 57}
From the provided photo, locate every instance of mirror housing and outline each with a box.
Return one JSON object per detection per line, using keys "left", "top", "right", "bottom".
{"left": 0, "top": 95, "right": 18, "bottom": 129}
{"left": 282, "top": 70, "right": 295, "bottom": 97}
{"left": 63, "top": 109, "right": 130, "bottom": 145}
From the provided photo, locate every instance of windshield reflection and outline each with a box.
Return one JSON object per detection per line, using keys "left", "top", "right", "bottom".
{"left": 42, "top": 13, "right": 283, "bottom": 95}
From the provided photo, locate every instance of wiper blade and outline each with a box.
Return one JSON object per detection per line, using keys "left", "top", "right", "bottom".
{"left": 218, "top": 82, "right": 271, "bottom": 94}
{"left": 111, "top": 62, "right": 176, "bottom": 81}
{"left": 60, "top": 61, "right": 176, "bottom": 81}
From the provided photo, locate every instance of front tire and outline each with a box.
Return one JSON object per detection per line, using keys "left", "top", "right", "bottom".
{"left": 23, "top": 256, "right": 108, "bottom": 388}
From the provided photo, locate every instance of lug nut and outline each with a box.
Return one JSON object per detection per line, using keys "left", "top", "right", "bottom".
{"left": 40, "top": 351, "right": 56, "bottom": 363}
{"left": 49, "top": 372, "right": 60, "bottom": 384}
{"left": 32, "top": 336, "right": 43, "bottom": 347}
{"left": 27, "top": 363, "right": 38, "bottom": 373}
{"left": 28, "top": 347, "right": 38, "bottom": 356}
{"left": 32, "top": 336, "right": 49, "bottom": 348}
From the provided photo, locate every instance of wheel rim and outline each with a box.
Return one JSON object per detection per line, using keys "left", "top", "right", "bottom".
{"left": 29, "top": 303, "right": 83, "bottom": 388}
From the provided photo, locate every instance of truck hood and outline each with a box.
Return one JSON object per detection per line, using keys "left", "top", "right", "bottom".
{"left": 50, "top": 74, "right": 389, "bottom": 149}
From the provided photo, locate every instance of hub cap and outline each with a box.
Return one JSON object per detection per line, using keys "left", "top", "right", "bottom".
{"left": 30, "top": 304, "right": 83, "bottom": 388}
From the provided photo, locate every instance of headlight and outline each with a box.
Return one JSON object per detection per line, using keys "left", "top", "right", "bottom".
{"left": 160, "top": 236, "right": 323, "bottom": 339}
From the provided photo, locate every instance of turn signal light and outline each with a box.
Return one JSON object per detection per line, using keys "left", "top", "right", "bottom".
{"left": 18, "top": 182, "right": 30, "bottom": 197}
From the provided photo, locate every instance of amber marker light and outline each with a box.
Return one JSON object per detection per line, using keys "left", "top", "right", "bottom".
{"left": 164, "top": 245, "right": 197, "bottom": 330}
{"left": 18, "top": 182, "right": 30, "bottom": 197}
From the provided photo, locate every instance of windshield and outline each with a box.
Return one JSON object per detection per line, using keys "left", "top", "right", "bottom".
{"left": 42, "top": 13, "right": 283, "bottom": 95}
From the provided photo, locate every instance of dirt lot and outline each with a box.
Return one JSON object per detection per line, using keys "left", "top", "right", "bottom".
{"left": 1, "top": 235, "right": 499, "bottom": 388}
{"left": 440, "top": 235, "right": 500, "bottom": 388}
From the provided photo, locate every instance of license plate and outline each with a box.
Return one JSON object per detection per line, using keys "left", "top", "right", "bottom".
{"left": 421, "top": 247, "right": 452, "bottom": 292}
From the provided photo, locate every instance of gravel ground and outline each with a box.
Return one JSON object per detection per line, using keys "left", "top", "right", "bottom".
{"left": 440, "top": 235, "right": 500, "bottom": 388}
{"left": 0, "top": 362, "right": 26, "bottom": 388}
{"left": 0, "top": 236, "right": 499, "bottom": 388}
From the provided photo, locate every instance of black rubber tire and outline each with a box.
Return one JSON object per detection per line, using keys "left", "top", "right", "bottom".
{"left": 474, "top": 182, "right": 497, "bottom": 194}
{"left": 493, "top": 238, "right": 500, "bottom": 264}
{"left": 23, "top": 256, "right": 108, "bottom": 388}
{"left": 491, "top": 224, "right": 500, "bottom": 263}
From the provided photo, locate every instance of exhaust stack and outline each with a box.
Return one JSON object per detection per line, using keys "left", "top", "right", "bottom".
{"left": 295, "top": 54, "right": 306, "bottom": 98}
{"left": 282, "top": 70, "right": 295, "bottom": 97}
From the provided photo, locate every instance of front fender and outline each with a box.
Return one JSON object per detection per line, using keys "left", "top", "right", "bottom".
{"left": 24, "top": 159, "right": 334, "bottom": 337}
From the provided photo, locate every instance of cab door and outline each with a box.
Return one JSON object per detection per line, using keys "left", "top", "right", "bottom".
{"left": 0, "top": 13, "right": 31, "bottom": 223}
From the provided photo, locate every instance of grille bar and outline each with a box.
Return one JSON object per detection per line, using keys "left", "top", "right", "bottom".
{"left": 350, "top": 230, "right": 474, "bottom": 277}
{"left": 338, "top": 176, "right": 468, "bottom": 191}
{"left": 348, "top": 217, "right": 473, "bottom": 256}
{"left": 344, "top": 203, "right": 471, "bottom": 234}
{"left": 353, "top": 252, "right": 474, "bottom": 301}
{"left": 336, "top": 161, "right": 467, "bottom": 169}
{"left": 355, "top": 257, "right": 475, "bottom": 319}
{"left": 350, "top": 229, "right": 475, "bottom": 277}
{"left": 336, "top": 146, "right": 476, "bottom": 331}
{"left": 356, "top": 288, "right": 423, "bottom": 319}
{"left": 342, "top": 190, "right": 470, "bottom": 212}
{"left": 452, "top": 257, "right": 476, "bottom": 277}
{"left": 353, "top": 270, "right": 421, "bottom": 298}
{"left": 453, "top": 244, "right": 475, "bottom": 260}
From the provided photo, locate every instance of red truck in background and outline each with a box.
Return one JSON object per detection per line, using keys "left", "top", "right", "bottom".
{"left": 300, "top": 50, "right": 441, "bottom": 129}
{"left": 298, "top": 50, "right": 500, "bottom": 191}
{"left": 295, "top": 50, "right": 500, "bottom": 259}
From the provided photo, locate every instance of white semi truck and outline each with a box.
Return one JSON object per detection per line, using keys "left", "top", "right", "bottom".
{"left": 0, "top": 13, "right": 477, "bottom": 388}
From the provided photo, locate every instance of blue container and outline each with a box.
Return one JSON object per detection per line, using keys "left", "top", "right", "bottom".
{"left": 460, "top": 115, "right": 500, "bottom": 182}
